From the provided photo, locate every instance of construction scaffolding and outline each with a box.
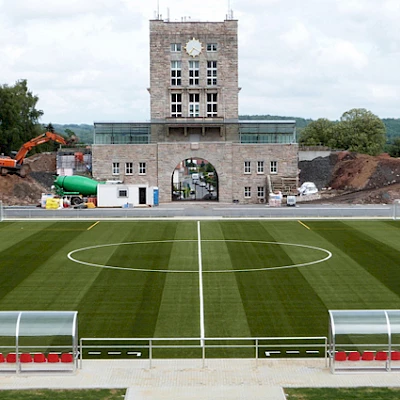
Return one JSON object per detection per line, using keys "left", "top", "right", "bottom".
{"left": 57, "top": 147, "right": 92, "bottom": 176}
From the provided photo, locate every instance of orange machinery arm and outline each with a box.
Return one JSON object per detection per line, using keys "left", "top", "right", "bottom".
{"left": 14, "top": 131, "right": 67, "bottom": 165}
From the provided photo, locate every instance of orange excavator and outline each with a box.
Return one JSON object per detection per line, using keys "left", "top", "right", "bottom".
{"left": 0, "top": 131, "right": 66, "bottom": 177}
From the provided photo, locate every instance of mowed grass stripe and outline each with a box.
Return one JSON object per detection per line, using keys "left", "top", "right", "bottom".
{"left": 0, "top": 221, "right": 59, "bottom": 253}
{"left": 310, "top": 221, "right": 400, "bottom": 298}
{"left": 201, "top": 222, "right": 252, "bottom": 338}
{"left": 220, "top": 221, "right": 328, "bottom": 337}
{"left": 265, "top": 220, "right": 400, "bottom": 312}
{"left": 0, "top": 221, "right": 91, "bottom": 304}
{"left": 343, "top": 220, "right": 400, "bottom": 254}
{"left": 76, "top": 222, "right": 182, "bottom": 338}
{"left": 154, "top": 222, "right": 200, "bottom": 338}
{"left": 0, "top": 222, "right": 136, "bottom": 313}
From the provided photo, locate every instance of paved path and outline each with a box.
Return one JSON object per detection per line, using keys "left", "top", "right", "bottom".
{"left": 1, "top": 358, "right": 400, "bottom": 399}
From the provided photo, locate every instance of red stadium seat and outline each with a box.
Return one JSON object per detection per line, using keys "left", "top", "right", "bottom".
{"left": 334, "top": 351, "right": 347, "bottom": 361}
{"left": 6, "top": 353, "right": 16, "bottom": 363}
{"left": 361, "top": 351, "right": 374, "bottom": 361}
{"left": 0, "top": 353, "right": 4, "bottom": 363}
{"left": 33, "top": 353, "right": 46, "bottom": 363}
{"left": 348, "top": 351, "right": 361, "bottom": 361}
{"left": 375, "top": 351, "right": 388, "bottom": 361}
{"left": 47, "top": 353, "right": 60, "bottom": 363}
{"left": 61, "top": 353, "right": 73, "bottom": 363}
{"left": 391, "top": 351, "right": 400, "bottom": 361}
{"left": 20, "top": 353, "right": 33, "bottom": 363}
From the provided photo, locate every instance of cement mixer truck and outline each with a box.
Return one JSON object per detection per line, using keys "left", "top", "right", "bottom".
{"left": 53, "top": 175, "right": 100, "bottom": 205}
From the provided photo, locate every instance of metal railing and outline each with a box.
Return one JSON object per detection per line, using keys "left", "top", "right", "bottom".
{"left": 2, "top": 204, "right": 398, "bottom": 220}
{"left": 79, "top": 336, "right": 328, "bottom": 369}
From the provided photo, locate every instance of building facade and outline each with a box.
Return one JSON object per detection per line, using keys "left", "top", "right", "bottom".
{"left": 92, "top": 17, "right": 298, "bottom": 204}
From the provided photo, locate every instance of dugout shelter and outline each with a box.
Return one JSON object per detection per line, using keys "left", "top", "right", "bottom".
{"left": 329, "top": 309, "right": 400, "bottom": 373}
{"left": 0, "top": 311, "right": 78, "bottom": 373}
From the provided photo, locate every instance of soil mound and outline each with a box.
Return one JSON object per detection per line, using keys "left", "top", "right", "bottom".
{"left": 299, "top": 151, "right": 400, "bottom": 204}
{"left": 0, "top": 153, "right": 56, "bottom": 206}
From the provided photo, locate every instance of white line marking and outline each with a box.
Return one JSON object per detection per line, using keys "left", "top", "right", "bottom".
{"left": 197, "top": 221, "right": 205, "bottom": 348}
{"left": 265, "top": 351, "right": 281, "bottom": 356}
{"left": 67, "top": 240, "right": 332, "bottom": 274}
{"left": 286, "top": 350, "right": 300, "bottom": 354}
{"left": 127, "top": 351, "right": 142, "bottom": 356}
{"left": 108, "top": 351, "right": 121, "bottom": 355}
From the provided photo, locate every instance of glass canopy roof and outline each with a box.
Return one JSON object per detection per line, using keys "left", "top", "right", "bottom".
{"left": 329, "top": 310, "right": 400, "bottom": 335}
{"left": 0, "top": 311, "right": 77, "bottom": 337}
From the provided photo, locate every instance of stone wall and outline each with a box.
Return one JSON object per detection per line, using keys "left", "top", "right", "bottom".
{"left": 231, "top": 144, "right": 299, "bottom": 203}
{"left": 92, "top": 145, "right": 158, "bottom": 187}
{"left": 149, "top": 20, "right": 238, "bottom": 120}
{"left": 92, "top": 142, "right": 298, "bottom": 204}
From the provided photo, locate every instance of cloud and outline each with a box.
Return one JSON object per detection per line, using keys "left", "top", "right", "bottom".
{"left": 0, "top": 0, "right": 399, "bottom": 123}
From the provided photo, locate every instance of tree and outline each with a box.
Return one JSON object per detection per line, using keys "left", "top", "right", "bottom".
{"left": 0, "top": 80, "right": 43, "bottom": 155}
{"left": 46, "top": 123, "right": 55, "bottom": 133}
{"left": 299, "top": 109, "right": 386, "bottom": 156}
{"left": 332, "top": 108, "right": 386, "bottom": 156}
{"left": 299, "top": 118, "right": 336, "bottom": 146}
{"left": 388, "top": 138, "right": 400, "bottom": 158}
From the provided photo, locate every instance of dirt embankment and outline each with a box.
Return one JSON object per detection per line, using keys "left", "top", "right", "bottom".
{"left": 0, "top": 153, "right": 56, "bottom": 206}
{"left": 299, "top": 152, "right": 400, "bottom": 204}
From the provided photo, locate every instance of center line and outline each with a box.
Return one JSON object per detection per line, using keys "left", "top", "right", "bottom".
{"left": 197, "top": 221, "right": 205, "bottom": 347}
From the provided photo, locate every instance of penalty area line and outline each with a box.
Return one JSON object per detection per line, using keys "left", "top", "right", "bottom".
{"left": 87, "top": 221, "right": 100, "bottom": 231}
{"left": 298, "top": 220, "right": 311, "bottom": 230}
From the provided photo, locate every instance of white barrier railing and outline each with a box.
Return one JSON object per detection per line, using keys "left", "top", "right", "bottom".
{"left": 79, "top": 336, "right": 328, "bottom": 369}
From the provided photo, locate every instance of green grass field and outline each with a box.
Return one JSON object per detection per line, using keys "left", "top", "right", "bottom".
{"left": 1, "top": 219, "right": 399, "bottom": 357}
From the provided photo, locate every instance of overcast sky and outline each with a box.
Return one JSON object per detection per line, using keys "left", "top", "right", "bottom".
{"left": 1, "top": 0, "right": 399, "bottom": 124}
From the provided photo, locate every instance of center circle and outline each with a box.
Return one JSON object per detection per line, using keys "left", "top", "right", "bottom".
{"left": 67, "top": 240, "right": 332, "bottom": 273}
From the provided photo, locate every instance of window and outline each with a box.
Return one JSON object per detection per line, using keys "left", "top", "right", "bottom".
{"left": 171, "top": 61, "right": 181, "bottom": 86}
{"left": 171, "top": 93, "right": 182, "bottom": 117}
{"left": 207, "top": 43, "right": 217, "bottom": 52}
{"left": 139, "top": 162, "right": 146, "bottom": 175}
{"left": 244, "top": 187, "right": 251, "bottom": 198}
{"left": 206, "top": 93, "right": 217, "bottom": 117}
{"left": 112, "top": 162, "right": 120, "bottom": 175}
{"left": 118, "top": 189, "right": 128, "bottom": 197}
{"left": 207, "top": 61, "right": 217, "bottom": 86}
{"left": 189, "top": 93, "right": 200, "bottom": 117}
{"left": 257, "top": 161, "right": 264, "bottom": 174}
{"left": 244, "top": 161, "right": 251, "bottom": 174}
{"left": 189, "top": 60, "right": 199, "bottom": 86}
{"left": 170, "top": 43, "right": 181, "bottom": 52}
{"left": 125, "top": 162, "right": 133, "bottom": 175}
{"left": 270, "top": 161, "right": 278, "bottom": 174}
{"left": 257, "top": 186, "right": 265, "bottom": 198}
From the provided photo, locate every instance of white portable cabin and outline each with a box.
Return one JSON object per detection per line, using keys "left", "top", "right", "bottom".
{"left": 97, "top": 183, "right": 156, "bottom": 207}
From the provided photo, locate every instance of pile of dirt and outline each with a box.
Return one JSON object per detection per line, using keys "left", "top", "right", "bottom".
{"left": 299, "top": 153, "right": 338, "bottom": 190}
{"left": 0, "top": 153, "right": 56, "bottom": 206}
{"left": 299, "top": 151, "right": 400, "bottom": 204}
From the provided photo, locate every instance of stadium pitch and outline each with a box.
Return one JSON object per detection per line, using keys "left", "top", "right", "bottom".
{"left": 1, "top": 219, "right": 399, "bottom": 356}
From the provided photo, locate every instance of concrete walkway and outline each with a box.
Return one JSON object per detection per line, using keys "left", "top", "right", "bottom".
{"left": 1, "top": 358, "right": 400, "bottom": 399}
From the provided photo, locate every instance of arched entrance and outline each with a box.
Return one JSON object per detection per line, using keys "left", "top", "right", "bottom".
{"left": 171, "top": 158, "right": 218, "bottom": 201}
